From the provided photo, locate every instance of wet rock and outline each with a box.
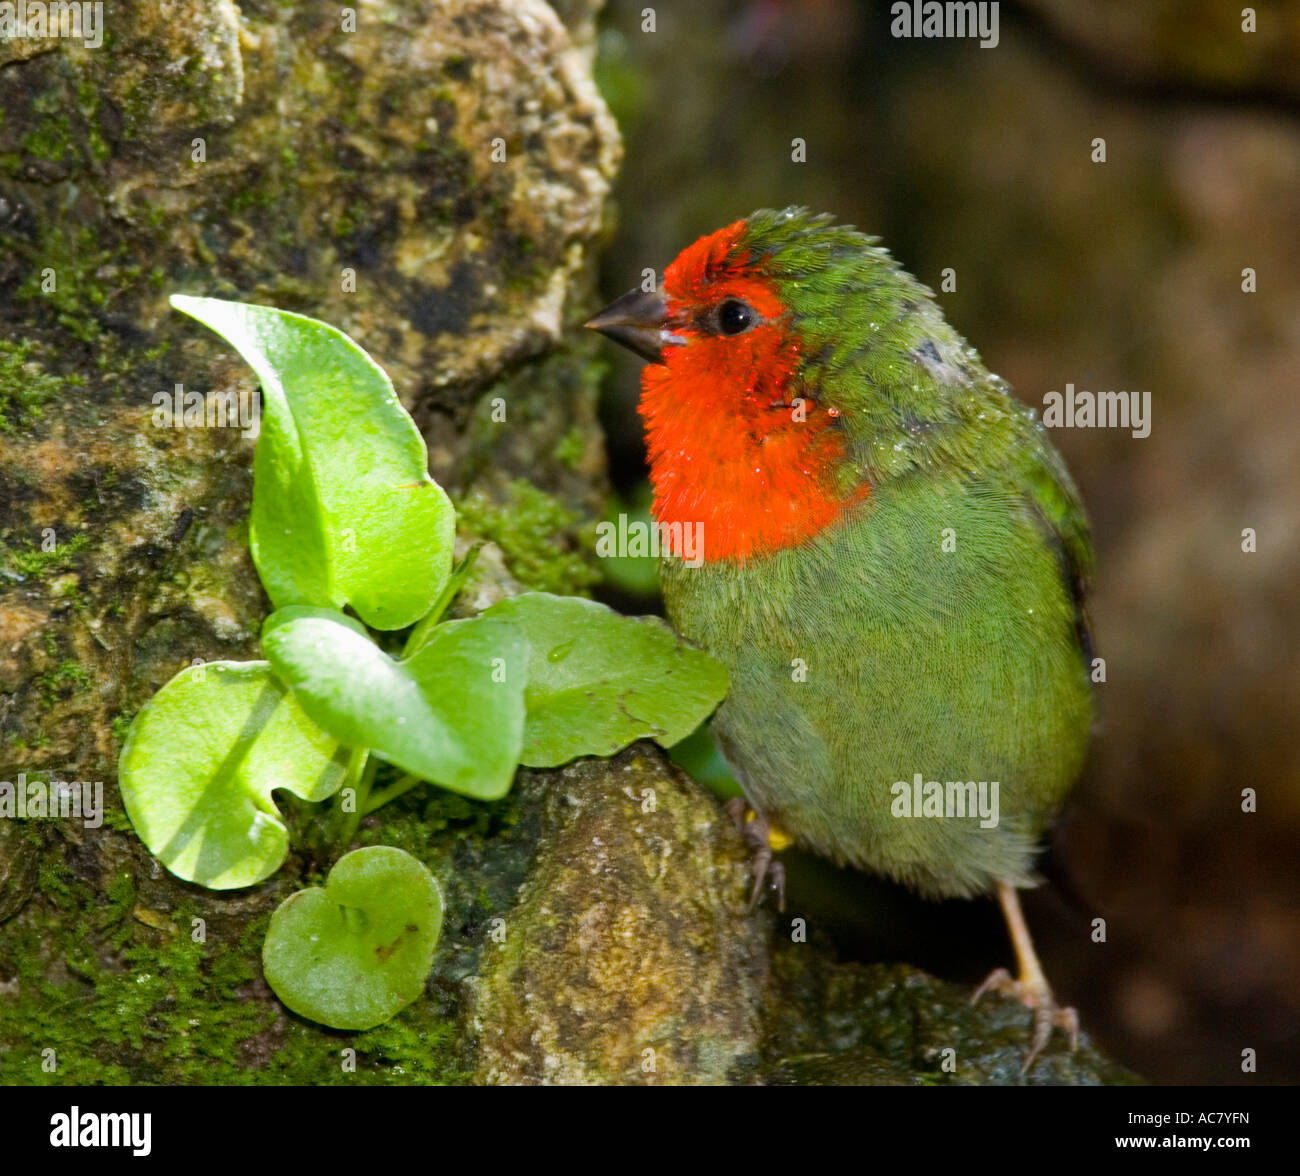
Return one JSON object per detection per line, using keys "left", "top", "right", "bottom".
{"left": 759, "top": 953, "right": 1140, "bottom": 1086}
{"left": 459, "top": 746, "right": 1137, "bottom": 1086}
{"left": 0, "top": 819, "right": 40, "bottom": 923}
{"left": 465, "top": 748, "right": 770, "bottom": 1085}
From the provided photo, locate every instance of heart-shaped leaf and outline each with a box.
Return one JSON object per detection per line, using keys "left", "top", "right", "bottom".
{"left": 262, "top": 606, "right": 527, "bottom": 799}
{"left": 483, "top": 593, "right": 729, "bottom": 767}
{"left": 170, "top": 295, "right": 454, "bottom": 630}
{"left": 262, "top": 846, "right": 443, "bottom": 1030}
{"left": 118, "top": 661, "right": 350, "bottom": 889}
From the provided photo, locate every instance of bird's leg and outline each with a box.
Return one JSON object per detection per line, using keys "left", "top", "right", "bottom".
{"left": 722, "top": 797, "right": 787, "bottom": 912}
{"left": 972, "top": 881, "right": 1079, "bottom": 1073}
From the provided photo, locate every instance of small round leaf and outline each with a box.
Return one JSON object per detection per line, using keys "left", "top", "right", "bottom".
{"left": 262, "top": 846, "right": 443, "bottom": 1030}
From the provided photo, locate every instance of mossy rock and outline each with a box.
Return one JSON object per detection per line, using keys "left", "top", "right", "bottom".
{"left": 0, "top": 0, "right": 618, "bottom": 1087}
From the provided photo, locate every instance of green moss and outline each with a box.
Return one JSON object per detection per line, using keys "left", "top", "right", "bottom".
{"left": 0, "top": 899, "right": 269, "bottom": 1085}
{"left": 332, "top": 198, "right": 371, "bottom": 239}
{"left": 87, "top": 127, "right": 112, "bottom": 162}
{"left": 36, "top": 661, "right": 91, "bottom": 706}
{"left": 0, "top": 769, "right": 484, "bottom": 1086}
{"left": 361, "top": 777, "right": 515, "bottom": 864}
{"left": 101, "top": 808, "right": 135, "bottom": 835}
{"left": 0, "top": 533, "right": 89, "bottom": 581}
{"left": 11, "top": 223, "right": 133, "bottom": 344}
{"left": 228, "top": 176, "right": 280, "bottom": 214}
{"left": 35, "top": 855, "right": 76, "bottom": 907}
{"left": 21, "top": 117, "right": 77, "bottom": 166}
{"left": 102, "top": 872, "right": 137, "bottom": 929}
{"left": 50, "top": 575, "right": 85, "bottom": 609}
{"left": 0, "top": 341, "right": 76, "bottom": 435}
{"left": 4, "top": 732, "right": 50, "bottom": 753}
{"left": 551, "top": 426, "right": 587, "bottom": 471}
{"left": 0, "top": 856, "right": 469, "bottom": 1086}
{"left": 455, "top": 479, "right": 600, "bottom": 596}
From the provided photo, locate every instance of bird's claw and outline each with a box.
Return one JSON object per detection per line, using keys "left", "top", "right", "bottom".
{"left": 972, "top": 966, "right": 1079, "bottom": 1074}
{"left": 723, "top": 797, "right": 787, "bottom": 912}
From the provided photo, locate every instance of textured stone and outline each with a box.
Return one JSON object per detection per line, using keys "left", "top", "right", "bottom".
{"left": 466, "top": 749, "right": 769, "bottom": 1085}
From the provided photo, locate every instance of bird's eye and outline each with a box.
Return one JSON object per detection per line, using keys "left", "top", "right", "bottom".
{"left": 714, "top": 299, "right": 756, "bottom": 336}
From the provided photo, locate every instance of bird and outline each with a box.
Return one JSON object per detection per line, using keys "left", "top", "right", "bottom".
{"left": 586, "top": 207, "right": 1095, "bottom": 1070}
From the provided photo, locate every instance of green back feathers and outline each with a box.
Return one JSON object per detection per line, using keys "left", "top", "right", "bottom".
{"left": 740, "top": 205, "right": 1095, "bottom": 653}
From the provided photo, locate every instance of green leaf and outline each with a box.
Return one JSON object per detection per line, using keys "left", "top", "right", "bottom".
{"left": 483, "top": 592, "right": 729, "bottom": 767}
{"left": 170, "top": 294, "right": 454, "bottom": 630}
{"left": 118, "top": 661, "right": 350, "bottom": 889}
{"left": 262, "top": 846, "right": 443, "bottom": 1030}
{"left": 262, "top": 606, "right": 527, "bottom": 799}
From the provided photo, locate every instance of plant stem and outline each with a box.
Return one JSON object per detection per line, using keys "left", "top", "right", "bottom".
{"left": 403, "top": 543, "right": 483, "bottom": 659}
{"left": 336, "top": 749, "right": 376, "bottom": 848}
{"left": 362, "top": 772, "right": 424, "bottom": 815}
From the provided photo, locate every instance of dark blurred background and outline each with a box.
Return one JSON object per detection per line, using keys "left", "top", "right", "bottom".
{"left": 588, "top": 0, "right": 1300, "bottom": 1085}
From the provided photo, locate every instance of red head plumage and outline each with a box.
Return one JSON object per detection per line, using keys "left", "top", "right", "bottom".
{"left": 634, "top": 220, "right": 865, "bottom": 563}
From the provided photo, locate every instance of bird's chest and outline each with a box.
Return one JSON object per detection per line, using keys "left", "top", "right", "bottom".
{"left": 659, "top": 520, "right": 878, "bottom": 721}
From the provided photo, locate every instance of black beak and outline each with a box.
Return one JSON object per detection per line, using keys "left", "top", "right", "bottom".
{"left": 584, "top": 287, "right": 670, "bottom": 364}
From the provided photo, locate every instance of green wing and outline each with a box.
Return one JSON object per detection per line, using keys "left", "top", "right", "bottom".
{"left": 1016, "top": 426, "right": 1096, "bottom": 665}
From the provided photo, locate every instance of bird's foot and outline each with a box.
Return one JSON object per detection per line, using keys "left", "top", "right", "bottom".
{"left": 972, "top": 966, "right": 1080, "bottom": 1074}
{"left": 723, "top": 797, "right": 787, "bottom": 912}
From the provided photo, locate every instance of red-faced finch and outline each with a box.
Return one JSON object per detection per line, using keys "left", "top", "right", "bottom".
{"left": 587, "top": 208, "right": 1095, "bottom": 1070}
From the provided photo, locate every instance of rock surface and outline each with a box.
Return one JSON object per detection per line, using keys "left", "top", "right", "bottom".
{"left": 467, "top": 750, "right": 768, "bottom": 1085}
